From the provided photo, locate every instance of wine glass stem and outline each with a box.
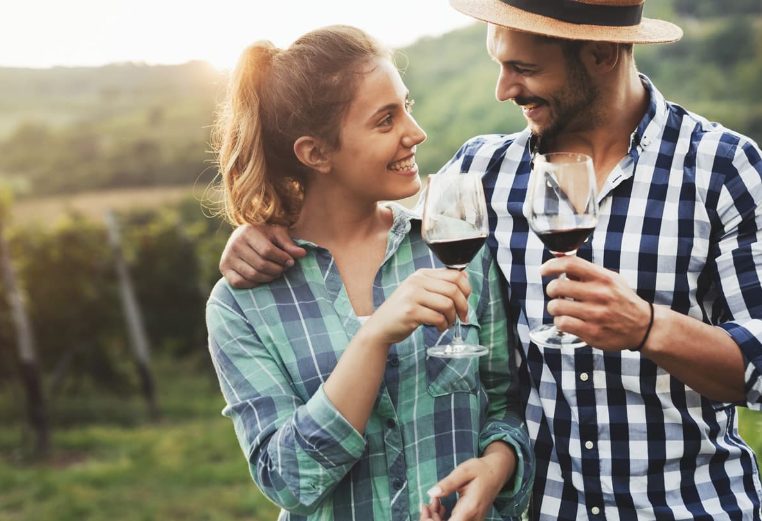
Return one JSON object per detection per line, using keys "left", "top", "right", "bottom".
{"left": 453, "top": 317, "right": 464, "bottom": 344}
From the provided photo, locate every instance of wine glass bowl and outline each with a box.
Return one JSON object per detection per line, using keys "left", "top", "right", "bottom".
{"left": 421, "top": 173, "right": 489, "bottom": 358}
{"left": 527, "top": 152, "right": 599, "bottom": 348}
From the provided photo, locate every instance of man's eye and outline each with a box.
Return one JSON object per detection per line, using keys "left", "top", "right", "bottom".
{"left": 380, "top": 114, "right": 393, "bottom": 126}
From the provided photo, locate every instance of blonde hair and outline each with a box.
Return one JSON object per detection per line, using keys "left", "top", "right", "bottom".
{"left": 213, "top": 25, "right": 389, "bottom": 226}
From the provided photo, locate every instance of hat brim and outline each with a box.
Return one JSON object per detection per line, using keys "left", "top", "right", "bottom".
{"left": 450, "top": 0, "right": 683, "bottom": 44}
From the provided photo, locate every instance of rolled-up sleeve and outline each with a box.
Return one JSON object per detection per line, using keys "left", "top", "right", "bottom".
{"left": 711, "top": 138, "right": 762, "bottom": 409}
{"left": 206, "top": 286, "right": 366, "bottom": 515}
{"left": 474, "top": 252, "right": 535, "bottom": 517}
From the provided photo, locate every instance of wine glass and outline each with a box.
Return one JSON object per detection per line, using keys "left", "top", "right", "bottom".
{"left": 527, "top": 152, "right": 599, "bottom": 349}
{"left": 421, "top": 173, "right": 489, "bottom": 358}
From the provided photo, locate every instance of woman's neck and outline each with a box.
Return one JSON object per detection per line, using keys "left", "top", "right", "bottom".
{"left": 291, "top": 185, "right": 392, "bottom": 249}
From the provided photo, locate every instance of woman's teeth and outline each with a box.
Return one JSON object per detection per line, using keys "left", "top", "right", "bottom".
{"left": 389, "top": 157, "right": 415, "bottom": 171}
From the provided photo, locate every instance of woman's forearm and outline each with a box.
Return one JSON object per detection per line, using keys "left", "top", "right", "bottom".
{"left": 322, "top": 326, "right": 391, "bottom": 434}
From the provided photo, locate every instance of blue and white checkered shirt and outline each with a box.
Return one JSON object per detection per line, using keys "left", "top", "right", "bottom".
{"left": 443, "top": 76, "right": 762, "bottom": 520}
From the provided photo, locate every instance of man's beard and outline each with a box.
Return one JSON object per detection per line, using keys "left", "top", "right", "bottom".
{"left": 534, "top": 60, "right": 599, "bottom": 141}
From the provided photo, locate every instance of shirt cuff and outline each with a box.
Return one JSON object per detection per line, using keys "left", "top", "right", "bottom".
{"left": 479, "top": 419, "right": 535, "bottom": 518}
{"left": 719, "top": 320, "right": 762, "bottom": 408}
{"left": 294, "top": 383, "right": 368, "bottom": 468}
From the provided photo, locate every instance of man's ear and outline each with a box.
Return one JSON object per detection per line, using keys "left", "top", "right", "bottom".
{"left": 580, "top": 41, "right": 620, "bottom": 73}
{"left": 293, "top": 136, "right": 331, "bottom": 174}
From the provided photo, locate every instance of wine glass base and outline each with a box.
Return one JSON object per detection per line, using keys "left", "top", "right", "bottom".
{"left": 529, "top": 324, "right": 587, "bottom": 349}
{"left": 427, "top": 343, "right": 489, "bottom": 358}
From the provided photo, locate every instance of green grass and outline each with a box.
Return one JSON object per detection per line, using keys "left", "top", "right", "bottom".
{"left": 0, "top": 355, "right": 280, "bottom": 521}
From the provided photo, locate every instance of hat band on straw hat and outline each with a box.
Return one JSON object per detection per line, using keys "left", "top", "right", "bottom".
{"left": 501, "top": 0, "right": 643, "bottom": 27}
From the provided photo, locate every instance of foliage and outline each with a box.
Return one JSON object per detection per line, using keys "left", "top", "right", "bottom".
{"left": 673, "top": 0, "right": 762, "bottom": 18}
{"left": 0, "top": 62, "right": 221, "bottom": 197}
{"left": 0, "top": 197, "right": 230, "bottom": 392}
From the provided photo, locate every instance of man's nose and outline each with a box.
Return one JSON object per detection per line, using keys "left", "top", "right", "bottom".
{"left": 495, "top": 69, "right": 523, "bottom": 102}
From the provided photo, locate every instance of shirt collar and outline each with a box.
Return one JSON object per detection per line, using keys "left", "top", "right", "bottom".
{"left": 630, "top": 73, "right": 669, "bottom": 155}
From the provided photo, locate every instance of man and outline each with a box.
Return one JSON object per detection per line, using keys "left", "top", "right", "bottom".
{"left": 216, "top": 1, "right": 762, "bottom": 519}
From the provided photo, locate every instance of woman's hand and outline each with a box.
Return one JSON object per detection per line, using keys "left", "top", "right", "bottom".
{"left": 426, "top": 442, "right": 516, "bottom": 521}
{"left": 362, "top": 268, "right": 471, "bottom": 346}
{"left": 420, "top": 496, "right": 447, "bottom": 521}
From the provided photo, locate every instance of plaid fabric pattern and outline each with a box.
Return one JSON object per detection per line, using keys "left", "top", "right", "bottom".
{"left": 443, "top": 76, "right": 762, "bottom": 520}
{"left": 206, "top": 203, "right": 534, "bottom": 521}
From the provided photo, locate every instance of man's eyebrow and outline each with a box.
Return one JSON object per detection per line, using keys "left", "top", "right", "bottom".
{"left": 491, "top": 56, "right": 536, "bottom": 67}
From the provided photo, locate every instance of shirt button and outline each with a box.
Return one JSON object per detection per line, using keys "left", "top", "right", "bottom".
{"left": 386, "top": 418, "right": 396, "bottom": 429}
{"left": 585, "top": 441, "right": 594, "bottom": 450}
{"left": 392, "top": 478, "right": 404, "bottom": 490}
{"left": 388, "top": 355, "right": 399, "bottom": 367}
{"left": 591, "top": 506, "right": 601, "bottom": 515}
{"left": 579, "top": 372, "right": 589, "bottom": 382}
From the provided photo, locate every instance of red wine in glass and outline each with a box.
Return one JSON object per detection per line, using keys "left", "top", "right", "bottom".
{"left": 422, "top": 173, "right": 490, "bottom": 358}
{"left": 426, "top": 235, "right": 487, "bottom": 270}
{"left": 535, "top": 223, "right": 596, "bottom": 256}
{"left": 527, "top": 152, "right": 599, "bottom": 348}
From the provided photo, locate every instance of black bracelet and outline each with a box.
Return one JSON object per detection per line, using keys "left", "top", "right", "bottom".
{"left": 630, "top": 301, "right": 654, "bottom": 352}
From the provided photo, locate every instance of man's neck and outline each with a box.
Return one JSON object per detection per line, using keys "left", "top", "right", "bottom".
{"left": 544, "top": 68, "right": 649, "bottom": 188}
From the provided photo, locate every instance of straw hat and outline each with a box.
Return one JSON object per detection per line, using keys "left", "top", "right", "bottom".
{"left": 449, "top": 0, "right": 683, "bottom": 44}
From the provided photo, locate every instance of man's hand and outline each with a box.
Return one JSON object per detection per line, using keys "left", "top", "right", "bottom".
{"left": 541, "top": 255, "right": 651, "bottom": 350}
{"left": 425, "top": 442, "right": 516, "bottom": 521}
{"left": 219, "top": 223, "right": 307, "bottom": 288}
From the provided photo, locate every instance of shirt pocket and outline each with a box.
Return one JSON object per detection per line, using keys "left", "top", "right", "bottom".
{"left": 425, "top": 322, "right": 481, "bottom": 397}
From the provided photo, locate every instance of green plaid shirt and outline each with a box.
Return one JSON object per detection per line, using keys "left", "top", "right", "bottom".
{"left": 206, "top": 203, "right": 533, "bottom": 520}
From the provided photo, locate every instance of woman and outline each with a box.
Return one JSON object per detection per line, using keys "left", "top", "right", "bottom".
{"left": 206, "top": 25, "right": 533, "bottom": 520}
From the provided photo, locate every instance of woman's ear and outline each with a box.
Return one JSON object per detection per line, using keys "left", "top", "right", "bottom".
{"left": 293, "top": 136, "right": 331, "bottom": 174}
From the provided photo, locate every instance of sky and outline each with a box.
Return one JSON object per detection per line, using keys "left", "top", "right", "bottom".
{"left": 1, "top": 0, "right": 476, "bottom": 70}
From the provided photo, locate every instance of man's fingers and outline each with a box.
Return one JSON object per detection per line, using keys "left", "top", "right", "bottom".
{"left": 271, "top": 226, "right": 307, "bottom": 259}
{"left": 235, "top": 255, "right": 286, "bottom": 279}
{"left": 546, "top": 277, "right": 602, "bottom": 303}
{"left": 540, "top": 255, "right": 603, "bottom": 281}
{"left": 245, "top": 233, "right": 295, "bottom": 268}
{"left": 221, "top": 269, "right": 254, "bottom": 290}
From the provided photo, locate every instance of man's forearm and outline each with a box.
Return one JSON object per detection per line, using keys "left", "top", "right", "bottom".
{"left": 642, "top": 305, "right": 746, "bottom": 403}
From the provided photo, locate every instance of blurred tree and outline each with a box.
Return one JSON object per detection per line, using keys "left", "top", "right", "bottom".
{"left": 674, "top": 0, "right": 762, "bottom": 17}
{"left": 0, "top": 188, "right": 49, "bottom": 456}
{"left": 15, "top": 215, "right": 131, "bottom": 394}
{"left": 106, "top": 211, "right": 159, "bottom": 420}
{"left": 702, "top": 17, "right": 756, "bottom": 70}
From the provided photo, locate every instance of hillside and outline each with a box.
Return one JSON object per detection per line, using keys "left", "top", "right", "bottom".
{"left": 0, "top": 1, "right": 760, "bottom": 198}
